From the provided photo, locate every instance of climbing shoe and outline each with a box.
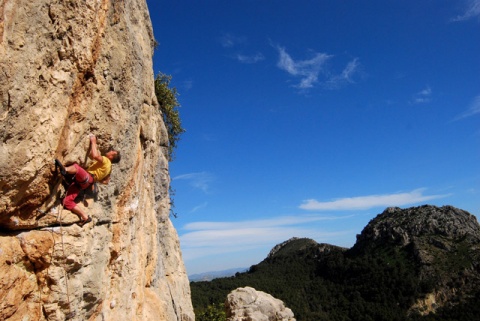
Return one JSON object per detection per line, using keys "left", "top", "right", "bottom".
{"left": 55, "top": 159, "right": 67, "bottom": 176}
{"left": 78, "top": 216, "right": 92, "bottom": 227}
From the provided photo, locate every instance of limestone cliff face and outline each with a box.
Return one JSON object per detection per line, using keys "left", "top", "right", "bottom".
{"left": 0, "top": 0, "right": 194, "bottom": 320}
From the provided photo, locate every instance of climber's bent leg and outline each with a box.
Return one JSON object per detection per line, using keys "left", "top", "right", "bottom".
{"left": 70, "top": 205, "right": 89, "bottom": 222}
{"left": 63, "top": 183, "right": 80, "bottom": 211}
{"left": 63, "top": 184, "right": 88, "bottom": 221}
{"left": 69, "top": 164, "right": 94, "bottom": 189}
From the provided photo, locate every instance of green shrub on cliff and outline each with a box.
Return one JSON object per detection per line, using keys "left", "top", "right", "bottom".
{"left": 154, "top": 73, "right": 185, "bottom": 161}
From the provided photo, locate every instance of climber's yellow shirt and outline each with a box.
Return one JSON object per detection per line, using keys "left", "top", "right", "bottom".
{"left": 87, "top": 156, "right": 112, "bottom": 182}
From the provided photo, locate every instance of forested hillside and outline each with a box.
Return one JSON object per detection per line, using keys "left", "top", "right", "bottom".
{"left": 191, "top": 206, "right": 480, "bottom": 321}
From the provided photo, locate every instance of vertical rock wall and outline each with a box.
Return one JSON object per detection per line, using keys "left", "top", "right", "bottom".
{"left": 0, "top": 0, "right": 194, "bottom": 320}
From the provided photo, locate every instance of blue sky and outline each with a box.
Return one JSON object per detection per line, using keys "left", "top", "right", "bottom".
{"left": 146, "top": 0, "right": 480, "bottom": 275}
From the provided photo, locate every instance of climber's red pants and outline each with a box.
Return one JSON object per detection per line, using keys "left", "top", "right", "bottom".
{"left": 63, "top": 164, "right": 94, "bottom": 210}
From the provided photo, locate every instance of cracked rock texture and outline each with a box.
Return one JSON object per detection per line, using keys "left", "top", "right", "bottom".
{"left": 0, "top": 0, "right": 194, "bottom": 320}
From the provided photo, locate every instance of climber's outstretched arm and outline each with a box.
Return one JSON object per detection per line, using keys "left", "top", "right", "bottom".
{"left": 89, "top": 134, "right": 103, "bottom": 163}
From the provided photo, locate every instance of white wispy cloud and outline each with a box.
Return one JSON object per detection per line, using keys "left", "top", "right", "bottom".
{"left": 453, "top": 95, "right": 480, "bottom": 120}
{"left": 172, "top": 172, "right": 214, "bottom": 193}
{"left": 219, "top": 33, "right": 247, "bottom": 48}
{"left": 340, "top": 58, "right": 360, "bottom": 82}
{"left": 411, "top": 86, "right": 432, "bottom": 104}
{"left": 451, "top": 0, "right": 480, "bottom": 22}
{"left": 220, "top": 33, "right": 265, "bottom": 64}
{"left": 276, "top": 45, "right": 332, "bottom": 89}
{"left": 325, "top": 58, "right": 361, "bottom": 89}
{"left": 275, "top": 45, "right": 361, "bottom": 90}
{"left": 299, "top": 188, "right": 450, "bottom": 211}
{"left": 184, "top": 214, "right": 350, "bottom": 230}
{"left": 182, "top": 79, "right": 193, "bottom": 91}
{"left": 190, "top": 202, "right": 208, "bottom": 213}
{"left": 180, "top": 214, "right": 353, "bottom": 260}
{"left": 235, "top": 53, "right": 265, "bottom": 64}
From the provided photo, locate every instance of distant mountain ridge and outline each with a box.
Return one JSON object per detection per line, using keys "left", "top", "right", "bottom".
{"left": 191, "top": 205, "right": 480, "bottom": 320}
{"left": 267, "top": 237, "right": 347, "bottom": 260}
{"left": 189, "top": 267, "right": 247, "bottom": 282}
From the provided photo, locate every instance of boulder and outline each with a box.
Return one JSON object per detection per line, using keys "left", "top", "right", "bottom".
{"left": 226, "top": 287, "right": 295, "bottom": 321}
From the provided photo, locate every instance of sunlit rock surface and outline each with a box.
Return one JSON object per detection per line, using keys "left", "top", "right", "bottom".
{"left": 0, "top": 0, "right": 194, "bottom": 320}
{"left": 226, "top": 287, "right": 296, "bottom": 321}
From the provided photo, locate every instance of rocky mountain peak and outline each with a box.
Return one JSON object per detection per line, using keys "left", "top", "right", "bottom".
{"left": 267, "top": 237, "right": 346, "bottom": 261}
{"left": 267, "top": 237, "right": 303, "bottom": 258}
{"left": 351, "top": 205, "right": 480, "bottom": 315}
{"left": 354, "top": 205, "right": 480, "bottom": 249}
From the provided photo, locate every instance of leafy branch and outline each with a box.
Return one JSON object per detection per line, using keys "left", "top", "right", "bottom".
{"left": 154, "top": 72, "right": 186, "bottom": 161}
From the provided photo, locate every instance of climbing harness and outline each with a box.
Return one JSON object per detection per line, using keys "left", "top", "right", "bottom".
{"left": 79, "top": 175, "right": 91, "bottom": 186}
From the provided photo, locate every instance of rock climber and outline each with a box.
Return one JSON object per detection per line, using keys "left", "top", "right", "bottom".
{"left": 55, "top": 134, "right": 121, "bottom": 227}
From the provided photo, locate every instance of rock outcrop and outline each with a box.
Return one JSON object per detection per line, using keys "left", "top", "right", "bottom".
{"left": 0, "top": 1, "right": 194, "bottom": 320}
{"left": 226, "top": 287, "right": 296, "bottom": 321}
{"left": 353, "top": 205, "right": 480, "bottom": 315}
{"left": 354, "top": 205, "right": 480, "bottom": 249}
{"left": 267, "top": 237, "right": 346, "bottom": 261}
